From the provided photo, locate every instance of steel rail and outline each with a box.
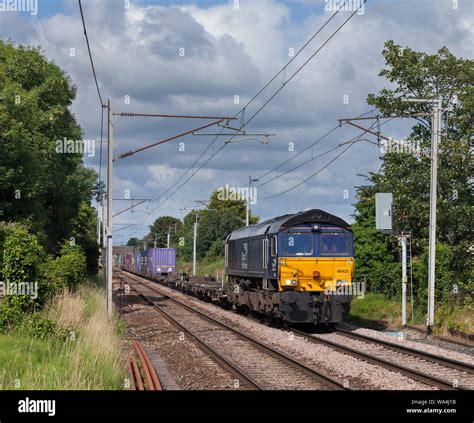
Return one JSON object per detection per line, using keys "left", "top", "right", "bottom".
{"left": 336, "top": 327, "right": 474, "bottom": 375}
{"left": 291, "top": 329, "right": 469, "bottom": 390}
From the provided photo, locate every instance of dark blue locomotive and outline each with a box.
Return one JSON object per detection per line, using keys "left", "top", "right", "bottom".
{"left": 224, "top": 209, "right": 354, "bottom": 325}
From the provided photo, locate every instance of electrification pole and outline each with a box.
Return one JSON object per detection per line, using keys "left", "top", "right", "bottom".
{"left": 346, "top": 102, "right": 441, "bottom": 331}
{"left": 427, "top": 99, "right": 442, "bottom": 332}
{"left": 106, "top": 99, "right": 113, "bottom": 317}
{"left": 193, "top": 214, "right": 198, "bottom": 276}
{"left": 246, "top": 176, "right": 259, "bottom": 226}
{"left": 167, "top": 227, "right": 171, "bottom": 248}
{"left": 97, "top": 199, "right": 101, "bottom": 245}
{"left": 403, "top": 97, "right": 442, "bottom": 332}
{"left": 400, "top": 234, "right": 408, "bottom": 326}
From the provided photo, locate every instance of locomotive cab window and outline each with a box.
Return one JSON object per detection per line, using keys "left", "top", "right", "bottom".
{"left": 320, "top": 232, "right": 349, "bottom": 256}
{"left": 283, "top": 233, "right": 313, "bottom": 256}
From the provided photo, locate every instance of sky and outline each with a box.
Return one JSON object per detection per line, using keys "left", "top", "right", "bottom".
{"left": 0, "top": 0, "right": 472, "bottom": 245}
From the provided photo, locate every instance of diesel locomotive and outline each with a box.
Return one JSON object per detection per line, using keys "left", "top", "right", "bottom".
{"left": 224, "top": 209, "right": 354, "bottom": 325}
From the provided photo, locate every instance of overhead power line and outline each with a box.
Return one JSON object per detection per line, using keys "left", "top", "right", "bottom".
{"left": 240, "top": 0, "right": 349, "bottom": 114}
{"left": 260, "top": 115, "right": 394, "bottom": 200}
{"left": 261, "top": 141, "right": 357, "bottom": 200}
{"left": 147, "top": 0, "right": 357, "bottom": 207}
{"left": 256, "top": 108, "right": 376, "bottom": 182}
{"left": 244, "top": 0, "right": 367, "bottom": 128}
{"left": 78, "top": 0, "right": 104, "bottom": 107}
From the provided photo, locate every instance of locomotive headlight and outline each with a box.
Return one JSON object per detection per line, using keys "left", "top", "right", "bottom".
{"left": 291, "top": 280, "right": 297, "bottom": 285}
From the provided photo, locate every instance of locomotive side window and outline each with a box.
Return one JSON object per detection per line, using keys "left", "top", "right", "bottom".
{"left": 271, "top": 235, "right": 277, "bottom": 256}
{"left": 320, "top": 232, "right": 349, "bottom": 255}
{"left": 283, "top": 233, "right": 312, "bottom": 256}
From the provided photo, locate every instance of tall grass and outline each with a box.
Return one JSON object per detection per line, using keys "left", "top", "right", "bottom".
{"left": 0, "top": 285, "right": 126, "bottom": 390}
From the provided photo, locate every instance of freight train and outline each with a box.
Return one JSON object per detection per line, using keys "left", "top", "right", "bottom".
{"left": 122, "top": 209, "right": 355, "bottom": 326}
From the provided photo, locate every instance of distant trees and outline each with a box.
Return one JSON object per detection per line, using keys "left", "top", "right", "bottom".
{"left": 0, "top": 41, "right": 98, "bottom": 272}
{"left": 353, "top": 41, "right": 473, "bottom": 308}
{"left": 126, "top": 238, "right": 139, "bottom": 247}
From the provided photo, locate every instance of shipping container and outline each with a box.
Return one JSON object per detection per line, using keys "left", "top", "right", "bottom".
{"left": 147, "top": 248, "right": 176, "bottom": 276}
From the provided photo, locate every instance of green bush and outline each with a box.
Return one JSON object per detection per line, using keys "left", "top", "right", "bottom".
{"left": 41, "top": 242, "right": 86, "bottom": 298}
{"left": 0, "top": 226, "right": 45, "bottom": 330}
{"left": 412, "top": 242, "right": 456, "bottom": 307}
{"left": 204, "top": 239, "right": 225, "bottom": 262}
{"left": 2, "top": 225, "right": 44, "bottom": 284}
{"left": 17, "top": 313, "right": 70, "bottom": 341}
{"left": 0, "top": 226, "right": 87, "bottom": 332}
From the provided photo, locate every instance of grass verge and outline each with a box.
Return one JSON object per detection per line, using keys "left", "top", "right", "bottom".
{"left": 348, "top": 293, "right": 402, "bottom": 329}
{"left": 0, "top": 284, "right": 126, "bottom": 390}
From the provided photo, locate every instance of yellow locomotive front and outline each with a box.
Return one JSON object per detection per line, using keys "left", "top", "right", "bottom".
{"left": 277, "top": 225, "right": 355, "bottom": 324}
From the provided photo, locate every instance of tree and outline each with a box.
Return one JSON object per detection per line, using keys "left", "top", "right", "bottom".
{"left": 353, "top": 41, "right": 473, "bottom": 304}
{"left": 127, "top": 238, "right": 139, "bottom": 247}
{"left": 148, "top": 216, "right": 182, "bottom": 248}
{"left": 208, "top": 187, "right": 259, "bottom": 224}
{"left": 70, "top": 201, "right": 99, "bottom": 274}
{"left": 0, "top": 41, "right": 98, "bottom": 257}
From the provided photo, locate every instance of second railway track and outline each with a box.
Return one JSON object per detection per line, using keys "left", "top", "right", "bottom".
{"left": 120, "top": 270, "right": 349, "bottom": 391}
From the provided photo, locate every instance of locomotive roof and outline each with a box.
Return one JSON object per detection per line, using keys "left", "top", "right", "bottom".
{"left": 227, "top": 209, "right": 351, "bottom": 240}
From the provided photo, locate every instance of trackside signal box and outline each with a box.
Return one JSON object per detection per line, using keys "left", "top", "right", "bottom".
{"left": 375, "top": 193, "right": 393, "bottom": 233}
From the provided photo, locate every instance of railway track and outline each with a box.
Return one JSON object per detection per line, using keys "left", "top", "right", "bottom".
{"left": 291, "top": 328, "right": 474, "bottom": 390}
{"left": 120, "top": 271, "right": 349, "bottom": 391}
